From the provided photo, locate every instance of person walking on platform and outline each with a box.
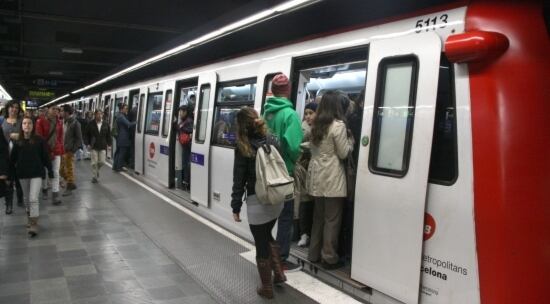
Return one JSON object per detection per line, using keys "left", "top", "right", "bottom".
{"left": 263, "top": 73, "right": 303, "bottom": 271}
{"left": 9, "top": 117, "right": 54, "bottom": 237}
{"left": 1, "top": 101, "right": 24, "bottom": 213}
{"left": 231, "top": 107, "right": 286, "bottom": 299}
{"left": 60, "top": 105, "right": 82, "bottom": 196}
{"left": 113, "top": 104, "right": 136, "bottom": 172}
{"left": 306, "top": 91, "right": 353, "bottom": 269}
{"left": 0, "top": 124, "right": 9, "bottom": 213}
{"left": 176, "top": 104, "right": 193, "bottom": 190}
{"left": 84, "top": 110, "right": 111, "bottom": 183}
{"left": 36, "top": 105, "right": 63, "bottom": 205}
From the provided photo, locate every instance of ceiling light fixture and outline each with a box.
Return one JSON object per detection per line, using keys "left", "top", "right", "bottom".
{"left": 0, "top": 83, "right": 13, "bottom": 100}
{"left": 41, "top": 0, "right": 319, "bottom": 107}
{"left": 49, "top": 71, "right": 64, "bottom": 76}
{"left": 61, "top": 47, "right": 83, "bottom": 54}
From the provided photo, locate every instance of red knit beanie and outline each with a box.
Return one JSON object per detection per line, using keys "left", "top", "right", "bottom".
{"left": 271, "top": 73, "right": 290, "bottom": 97}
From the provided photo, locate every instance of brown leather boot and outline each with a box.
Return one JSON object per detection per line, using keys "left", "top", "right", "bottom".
{"left": 256, "top": 258, "right": 274, "bottom": 299}
{"left": 269, "top": 242, "right": 287, "bottom": 285}
{"left": 28, "top": 217, "right": 38, "bottom": 237}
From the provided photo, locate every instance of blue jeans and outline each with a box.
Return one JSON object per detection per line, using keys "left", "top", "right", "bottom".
{"left": 113, "top": 146, "right": 129, "bottom": 171}
{"left": 276, "top": 199, "right": 294, "bottom": 261}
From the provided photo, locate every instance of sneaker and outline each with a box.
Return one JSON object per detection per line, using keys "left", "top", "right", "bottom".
{"left": 282, "top": 260, "right": 302, "bottom": 273}
{"left": 91, "top": 177, "right": 98, "bottom": 183}
{"left": 297, "top": 234, "right": 310, "bottom": 247}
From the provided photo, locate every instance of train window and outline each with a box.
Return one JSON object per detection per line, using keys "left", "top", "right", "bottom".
{"left": 162, "top": 90, "right": 173, "bottom": 138}
{"left": 196, "top": 84, "right": 211, "bottom": 144}
{"left": 260, "top": 73, "right": 277, "bottom": 115}
{"left": 137, "top": 94, "right": 145, "bottom": 133}
{"left": 145, "top": 92, "right": 163, "bottom": 135}
{"left": 212, "top": 79, "right": 256, "bottom": 147}
{"left": 428, "top": 55, "right": 458, "bottom": 185}
{"left": 369, "top": 56, "right": 418, "bottom": 177}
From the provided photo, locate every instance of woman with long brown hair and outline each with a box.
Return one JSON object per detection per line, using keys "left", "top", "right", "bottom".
{"left": 9, "top": 117, "right": 53, "bottom": 237}
{"left": 307, "top": 90, "right": 353, "bottom": 269}
{"left": 231, "top": 106, "right": 285, "bottom": 299}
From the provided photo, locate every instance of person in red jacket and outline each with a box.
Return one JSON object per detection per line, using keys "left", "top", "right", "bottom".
{"left": 35, "top": 105, "right": 63, "bottom": 205}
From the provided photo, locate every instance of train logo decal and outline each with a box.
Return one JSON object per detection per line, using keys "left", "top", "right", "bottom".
{"left": 423, "top": 212, "right": 436, "bottom": 241}
{"left": 149, "top": 142, "right": 155, "bottom": 159}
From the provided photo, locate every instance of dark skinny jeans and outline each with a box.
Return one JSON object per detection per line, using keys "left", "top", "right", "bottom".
{"left": 249, "top": 218, "right": 277, "bottom": 259}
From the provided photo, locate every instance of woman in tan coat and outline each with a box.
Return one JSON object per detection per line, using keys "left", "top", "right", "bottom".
{"left": 307, "top": 91, "right": 353, "bottom": 269}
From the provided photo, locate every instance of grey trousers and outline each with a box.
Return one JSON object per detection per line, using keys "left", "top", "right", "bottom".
{"left": 308, "top": 197, "right": 344, "bottom": 264}
{"left": 20, "top": 177, "right": 42, "bottom": 218}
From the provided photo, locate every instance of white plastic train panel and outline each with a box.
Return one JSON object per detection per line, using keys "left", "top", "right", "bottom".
{"left": 143, "top": 82, "right": 174, "bottom": 187}
{"left": 190, "top": 72, "right": 217, "bottom": 207}
{"left": 352, "top": 32, "right": 441, "bottom": 304}
{"left": 134, "top": 89, "right": 146, "bottom": 175}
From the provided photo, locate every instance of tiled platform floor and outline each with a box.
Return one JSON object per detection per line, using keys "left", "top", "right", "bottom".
{"left": 0, "top": 162, "right": 216, "bottom": 304}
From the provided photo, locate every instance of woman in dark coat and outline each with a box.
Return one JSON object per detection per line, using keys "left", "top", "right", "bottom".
{"left": 231, "top": 106, "right": 285, "bottom": 299}
{"left": 0, "top": 125, "right": 9, "bottom": 206}
{"left": 9, "top": 117, "right": 53, "bottom": 237}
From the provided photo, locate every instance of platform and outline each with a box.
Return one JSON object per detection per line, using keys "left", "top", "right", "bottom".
{"left": 0, "top": 161, "right": 343, "bottom": 304}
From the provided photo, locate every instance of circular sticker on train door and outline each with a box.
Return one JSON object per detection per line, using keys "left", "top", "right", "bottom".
{"left": 424, "top": 212, "right": 436, "bottom": 241}
{"left": 149, "top": 142, "right": 155, "bottom": 159}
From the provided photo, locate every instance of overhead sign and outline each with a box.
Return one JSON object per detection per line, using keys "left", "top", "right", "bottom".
{"left": 28, "top": 90, "right": 55, "bottom": 99}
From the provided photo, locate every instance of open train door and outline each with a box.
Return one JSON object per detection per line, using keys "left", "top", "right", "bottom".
{"left": 190, "top": 72, "right": 217, "bottom": 207}
{"left": 351, "top": 32, "right": 441, "bottom": 304}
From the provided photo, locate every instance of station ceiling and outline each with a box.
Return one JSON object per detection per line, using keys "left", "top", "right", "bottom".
{"left": 0, "top": 0, "right": 462, "bottom": 104}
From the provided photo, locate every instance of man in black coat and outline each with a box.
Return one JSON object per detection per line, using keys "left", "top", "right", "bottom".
{"left": 84, "top": 110, "right": 112, "bottom": 183}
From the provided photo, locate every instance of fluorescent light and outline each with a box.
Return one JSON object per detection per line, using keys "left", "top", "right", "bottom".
{"left": 62, "top": 48, "right": 83, "bottom": 54}
{"left": 69, "top": 0, "right": 319, "bottom": 96}
{"left": 49, "top": 71, "right": 64, "bottom": 76}
{"left": 0, "top": 83, "right": 12, "bottom": 100}
{"left": 42, "top": 94, "right": 69, "bottom": 107}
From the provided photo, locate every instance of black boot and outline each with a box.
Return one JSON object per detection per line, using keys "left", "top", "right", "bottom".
{"left": 5, "top": 197, "right": 13, "bottom": 215}
{"left": 16, "top": 195, "right": 24, "bottom": 208}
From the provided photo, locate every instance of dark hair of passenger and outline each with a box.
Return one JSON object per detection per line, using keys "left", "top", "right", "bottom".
{"left": 311, "top": 90, "right": 345, "bottom": 146}
{"left": 236, "top": 106, "right": 267, "bottom": 158}
{"left": 17, "top": 117, "right": 38, "bottom": 146}
{"left": 62, "top": 104, "right": 74, "bottom": 114}
{"left": 6, "top": 100, "right": 20, "bottom": 116}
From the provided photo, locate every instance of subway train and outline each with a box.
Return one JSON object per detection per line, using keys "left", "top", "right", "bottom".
{"left": 57, "top": 1, "right": 549, "bottom": 304}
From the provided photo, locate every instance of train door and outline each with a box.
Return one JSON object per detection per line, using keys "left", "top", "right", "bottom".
{"left": 190, "top": 72, "right": 217, "bottom": 207}
{"left": 134, "top": 92, "right": 146, "bottom": 175}
{"left": 127, "top": 89, "right": 140, "bottom": 170}
{"left": 110, "top": 93, "right": 127, "bottom": 160}
{"left": 142, "top": 82, "right": 174, "bottom": 186}
{"left": 351, "top": 32, "right": 441, "bottom": 304}
{"left": 256, "top": 57, "right": 291, "bottom": 112}
{"left": 169, "top": 78, "right": 198, "bottom": 191}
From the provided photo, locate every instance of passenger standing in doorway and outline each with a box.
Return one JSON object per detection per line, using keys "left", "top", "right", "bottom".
{"left": 263, "top": 73, "right": 303, "bottom": 271}
{"left": 231, "top": 107, "right": 286, "bottom": 299}
{"left": 2, "top": 101, "right": 24, "bottom": 214}
{"left": 296, "top": 102, "right": 317, "bottom": 247}
{"left": 177, "top": 104, "right": 193, "bottom": 190}
{"left": 36, "top": 105, "right": 63, "bottom": 205}
{"left": 60, "top": 105, "right": 82, "bottom": 196}
{"left": 84, "top": 110, "right": 111, "bottom": 183}
{"left": 307, "top": 91, "right": 353, "bottom": 269}
{"left": 113, "top": 104, "right": 136, "bottom": 172}
{"left": 9, "top": 117, "right": 54, "bottom": 237}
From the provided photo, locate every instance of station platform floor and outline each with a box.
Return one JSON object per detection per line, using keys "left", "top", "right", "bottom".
{"left": 0, "top": 161, "right": 349, "bottom": 304}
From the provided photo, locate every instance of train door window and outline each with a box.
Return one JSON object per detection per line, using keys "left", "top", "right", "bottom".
{"left": 137, "top": 94, "right": 145, "bottom": 133}
{"left": 123, "top": 96, "right": 128, "bottom": 105}
{"left": 369, "top": 56, "right": 418, "bottom": 177}
{"left": 179, "top": 86, "right": 197, "bottom": 108}
{"left": 162, "top": 90, "right": 173, "bottom": 138}
{"left": 428, "top": 54, "right": 458, "bottom": 185}
{"left": 212, "top": 79, "right": 256, "bottom": 147}
{"left": 260, "top": 73, "right": 277, "bottom": 115}
{"left": 145, "top": 92, "right": 163, "bottom": 135}
{"left": 196, "top": 84, "right": 211, "bottom": 144}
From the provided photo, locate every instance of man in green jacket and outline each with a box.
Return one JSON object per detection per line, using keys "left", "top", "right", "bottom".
{"left": 263, "top": 73, "right": 303, "bottom": 271}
